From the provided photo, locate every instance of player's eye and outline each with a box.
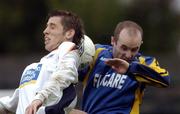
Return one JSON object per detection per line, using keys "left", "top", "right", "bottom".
{"left": 49, "top": 23, "right": 56, "bottom": 29}
{"left": 121, "top": 45, "right": 128, "bottom": 51}
{"left": 131, "top": 47, "right": 139, "bottom": 53}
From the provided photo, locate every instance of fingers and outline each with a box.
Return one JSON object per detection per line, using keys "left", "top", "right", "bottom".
{"left": 25, "top": 105, "right": 34, "bottom": 114}
{"left": 25, "top": 105, "right": 38, "bottom": 114}
{"left": 105, "top": 59, "right": 117, "bottom": 66}
{"left": 105, "top": 58, "right": 129, "bottom": 74}
{"left": 69, "top": 109, "right": 88, "bottom": 114}
{"left": 105, "top": 58, "right": 128, "bottom": 66}
{"left": 25, "top": 100, "right": 42, "bottom": 114}
{"left": 105, "top": 58, "right": 123, "bottom": 66}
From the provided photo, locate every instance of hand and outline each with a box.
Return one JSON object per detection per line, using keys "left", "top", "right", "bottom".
{"left": 69, "top": 109, "right": 87, "bottom": 114}
{"left": 105, "top": 58, "right": 129, "bottom": 74}
{"left": 25, "top": 99, "right": 43, "bottom": 114}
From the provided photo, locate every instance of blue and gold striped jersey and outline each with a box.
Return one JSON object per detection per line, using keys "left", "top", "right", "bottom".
{"left": 79, "top": 44, "right": 170, "bottom": 114}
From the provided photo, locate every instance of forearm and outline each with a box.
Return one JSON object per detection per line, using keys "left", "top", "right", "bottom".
{"left": 34, "top": 70, "right": 78, "bottom": 103}
{"left": 127, "top": 62, "right": 170, "bottom": 87}
{"left": 33, "top": 51, "right": 79, "bottom": 104}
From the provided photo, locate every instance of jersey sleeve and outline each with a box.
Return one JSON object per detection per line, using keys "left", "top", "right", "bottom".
{"left": 33, "top": 50, "right": 80, "bottom": 106}
{"left": 126, "top": 56, "right": 170, "bottom": 87}
{"left": 0, "top": 88, "right": 19, "bottom": 113}
{"left": 78, "top": 45, "right": 105, "bottom": 86}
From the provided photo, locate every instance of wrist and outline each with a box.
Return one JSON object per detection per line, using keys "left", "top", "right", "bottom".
{"left": 33, "top": 93, "right": 45, "bottom": 104}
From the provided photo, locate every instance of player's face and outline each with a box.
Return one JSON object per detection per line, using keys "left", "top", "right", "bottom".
{"left": 111, "top": 28, "right": 142, "bottom": 63}
{"left": 43, "top": 16, "right": 67, "bottom": 52}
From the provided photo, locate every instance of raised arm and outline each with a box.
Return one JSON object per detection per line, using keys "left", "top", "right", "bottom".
{"left": 105, "top": 56, "right": 170, "bottom": 87}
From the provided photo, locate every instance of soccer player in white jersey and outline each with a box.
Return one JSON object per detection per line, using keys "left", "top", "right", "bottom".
{"left": 0, "top": 10, "right": 95, "bottom": 114}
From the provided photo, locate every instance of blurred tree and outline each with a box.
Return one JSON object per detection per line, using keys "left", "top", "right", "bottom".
{"left": 0, "top": 0, "right": 48, "bottom": 54}
{"left": 121, "top": 0, "right": 179, "bottom": 53}
{"left": 46, "top": 0, "right": 122, "bottom": 44}
{"left": 45, "top": 0, "right": 179, "bottom": 53}
{"left": 0, "top": 0, "right": 179, "bottom": 54}
{"left": 20, "top": 0, "right": 48, "bottom": 53}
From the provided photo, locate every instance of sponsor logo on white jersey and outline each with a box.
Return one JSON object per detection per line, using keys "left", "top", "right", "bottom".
{"left": 20, "top": 64, "right": 42, "bottom": 86}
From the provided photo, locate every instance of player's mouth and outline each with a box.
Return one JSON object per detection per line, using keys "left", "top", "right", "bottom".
{"left": 44, "top": 37, "right": 50, "bottom": 45}
{"left": 122, "top": 57, "right": 131, "bottom": 63}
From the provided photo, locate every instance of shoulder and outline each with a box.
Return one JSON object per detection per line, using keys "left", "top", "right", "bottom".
{"left": 93, "top": 44, "right": 113, "bottom": 64}
{"left": 95, "top": 44, "right": 112, "bottom": 56}
{"left": 64, "top": 50, "right": 80, "bottom": 59}
{"left": 95, "top": 44, "right": 112, "bottom": 50}
{"left": 61, "top": 50, "right": 80, "bottom": 64}
{"left": 136, "top": 53, "right": 156, "bottom": 65}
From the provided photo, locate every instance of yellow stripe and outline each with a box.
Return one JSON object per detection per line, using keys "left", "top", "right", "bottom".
{"left": 135, "top": 75, "right": 150, "bottom": 83}
{"left": 138, "top": 56, "right": 146, "bottom": 65}
{"left": 139, "top": 57, "right": 169, "bottom": 76}
{"left": 134, "top": 73, "right": 168, "bottom": 87}
{"left": 130, "top": 88, "right": 142, "bottom": 114}
{"left": 82, "top": 48, "right": 105, "bottom": 87}
{"left": 19, "top": 80, "right": 36, "bottom": 88}
{"left": 148, "top": 59, "right": 169, "bottom": 76}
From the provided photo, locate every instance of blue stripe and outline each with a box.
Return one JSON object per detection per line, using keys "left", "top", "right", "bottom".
{"left": 45, "top": 84, "right": 76, "bottom": 114}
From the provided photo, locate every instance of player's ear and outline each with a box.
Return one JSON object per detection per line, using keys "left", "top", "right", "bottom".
{"left": 65, "top": 29, "right": 75, "bottom": 41}
{"left": 111, "top": 36, "right": 116, "bottom": 46}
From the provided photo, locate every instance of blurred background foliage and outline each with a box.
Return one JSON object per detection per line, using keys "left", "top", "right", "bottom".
{"left": 0, "top": 0, "right": 180, "bottom": 113}
{"left": 0, "top": 0, "right": 179, "bottom": 54}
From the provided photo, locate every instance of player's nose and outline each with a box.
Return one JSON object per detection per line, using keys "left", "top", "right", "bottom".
{"left": 125, "top": 51, "right": 132, "bottom": 59}
{"left": 43, "top": 27, "right": 50, "bottom": 35}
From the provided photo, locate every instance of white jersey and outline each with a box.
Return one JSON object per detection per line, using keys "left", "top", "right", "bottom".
{"left": 0, "top": 42, "right": 80, "bottom": 114}
{"left": 0, "top": 35, "right": 95, "bottom": 114}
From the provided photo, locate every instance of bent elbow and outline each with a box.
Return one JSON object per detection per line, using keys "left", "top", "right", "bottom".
{"left": 164, "top": 77, "right": 170, "bottom": 87}
{"left": 160, "top": 76, "right": 170, "bottom": 88}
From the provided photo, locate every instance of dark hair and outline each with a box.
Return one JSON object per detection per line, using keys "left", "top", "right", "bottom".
{"left": 113, "top": 20, "right": 143, "bottom": 41}
{"left": 48, "top": 10, "right": 84, "bottom": 46}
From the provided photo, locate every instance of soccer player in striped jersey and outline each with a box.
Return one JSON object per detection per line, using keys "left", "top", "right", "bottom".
{"left": 71, "top": 21, "right": 170, "bottom": 114}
